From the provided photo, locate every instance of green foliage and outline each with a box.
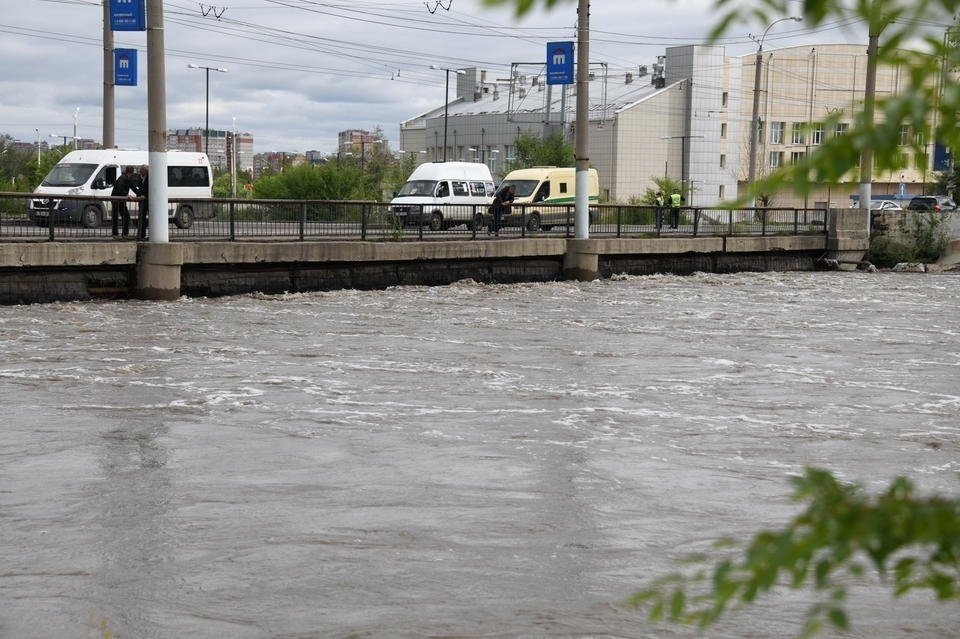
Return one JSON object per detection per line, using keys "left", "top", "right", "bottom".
{"left": 867, "top": 210, "right": 949, "bottom": 266}
{"left": 628, "top": 467, "right": 960, "bottom": 636}
{"left": 508, "top": 132, "right": 574, "bottom": 172}
{"left": 908, "top": 211, "right": 950, "bottom": 261}
{"left": 251, "top": 162, "right": 372, "bottom": 200}
{"left": 866, "top": 235, "right": 917, "bottom": 268}
{"left": 636, "top": 176, "right": 684, "bottom": 206}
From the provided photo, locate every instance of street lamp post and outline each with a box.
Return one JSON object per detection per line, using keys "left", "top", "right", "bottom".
{"left": 187, "top": 63, "right": 228, "bottom": 158}
{"left": 430, "top": 65, "right": 465, "bottom": 162}
{"left": 747, "top": 16, "right": 802, "bottom": 201}
{"left": 661, "top": 134, "right": 705, "bottom": 205}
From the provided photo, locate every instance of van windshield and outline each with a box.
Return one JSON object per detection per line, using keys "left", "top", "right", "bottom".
{"left": 41, "top": 163, "right": 98, "bottom": 187}
{"left": 396, "top": 180, "right": 437, "bottom": 197}
{"left": 498, "top": 179, "right": 539, "bottom": 198}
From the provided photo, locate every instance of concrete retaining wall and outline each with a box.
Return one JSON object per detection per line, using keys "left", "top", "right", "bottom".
{"left": 0, "top": 211, "right": 856, "bottom": 305}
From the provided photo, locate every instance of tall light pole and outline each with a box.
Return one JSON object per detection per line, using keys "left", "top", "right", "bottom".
{"left": 35, "top": 128, "right": 40, "bottom": 164}
{"left": 747, "top": 16, "right": 802, "bottom": 201}
{"left": 430, "top": 65, "right": 465, "bottom": 162}
{"left": 187, "top": 63, "right": 227, "bottom": 158}
{"left": 661, "top": 134, "right": 705, "bottom": 204}
{"left": 73, "top": 107, "right": 80, "bottom": 149}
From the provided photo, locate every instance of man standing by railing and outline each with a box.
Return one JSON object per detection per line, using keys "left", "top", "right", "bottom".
{"left": 488, "top": 184, "right": 516, "bottom": 236}
{"left": 111, "top": 166, "right": 138, "bottom": 238}
{"left": 136, "top": 165, "right": 149, "bottom": 240}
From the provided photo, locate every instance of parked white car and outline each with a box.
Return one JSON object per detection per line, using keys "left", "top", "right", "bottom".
{"left": 869, "top": 199, "right": 904, "bottom": 211}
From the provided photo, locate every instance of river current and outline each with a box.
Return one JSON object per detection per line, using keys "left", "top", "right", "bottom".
{"left": 1, "top": 271, "right": 958, "bottom": 638}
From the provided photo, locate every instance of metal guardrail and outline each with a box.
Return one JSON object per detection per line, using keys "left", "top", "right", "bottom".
{"left": 0, "top": 192, "right": 828, "bottom": 241}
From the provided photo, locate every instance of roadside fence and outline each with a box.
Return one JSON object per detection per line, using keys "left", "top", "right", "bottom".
{"left": 0, "top": 192, "right": 827, "bottom": 242}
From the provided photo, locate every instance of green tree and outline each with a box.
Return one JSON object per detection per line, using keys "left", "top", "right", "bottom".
{"left": 635, "top": 176, "right": 684, "bottom": 206}
{"left": 252, "top": 162, "right": 370, "bottom": 200}
{"left": 508, "top": 132, "right": 574, "bottom": 171}
{"left": 629, "top": 468, "right": 960, "bottom": 637}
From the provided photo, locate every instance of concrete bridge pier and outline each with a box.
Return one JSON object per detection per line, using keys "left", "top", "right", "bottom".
{"left": 136, "top": 243, "right": 183, "bottom": 301}
{"left": 825, "top": 208, "right": 869, "bottom": 270}
{"left": 563, "top": 239, "right": 599, "bottom": 281}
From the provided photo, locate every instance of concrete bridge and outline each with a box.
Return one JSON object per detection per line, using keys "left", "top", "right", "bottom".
{"left": 0, "top": 209, "right": 868, "bottom": 305}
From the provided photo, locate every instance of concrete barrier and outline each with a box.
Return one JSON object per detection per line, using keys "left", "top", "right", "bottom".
{"left": 0, "top": 209, "right": 865, "bottom": 305}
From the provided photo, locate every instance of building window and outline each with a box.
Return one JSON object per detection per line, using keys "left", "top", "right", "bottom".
{"left": 770, "top": 121, "right": 784, "bottom": 145}
{"left": 720, "top": 122, "right": 727, "bottom": 139}
{"left": 790, "top": 150, "right": 806, "bottom": 163}
{"left": 719, "top": 184, "right": 725, "bottom": 200}
{"left": 811, "top": 124, "right": 824, "bottom": 145}
{"left": 722, "top": 92, "right": 728, "bottom": 108}
{"left": 720, "top": 154, "right": 726, "bottom": 169}
{"left": 915, "top": 152, "right": 927, "bottom": 170}
{"left": 791, "top": 123, "right": 805, "bottom": 145}
{"left": 899, "top": 125, "right": 911, "bottom": 146}
{"left": 834, "top": 122, "right": 849, "bottom": 137}
{"left": 769, "top": 151, "right": 782, "bottom": 168}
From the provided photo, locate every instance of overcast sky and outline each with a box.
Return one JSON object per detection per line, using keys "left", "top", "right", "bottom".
{"left": 1, "top": 0, "right": 869, "bottom": 154}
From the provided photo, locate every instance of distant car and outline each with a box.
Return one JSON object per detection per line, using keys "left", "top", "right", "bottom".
{"left": 869, "top": 200, "right": 904, "bottom": 211}
{"left": 906, "top": 195, "right": 957, "bottom": 212}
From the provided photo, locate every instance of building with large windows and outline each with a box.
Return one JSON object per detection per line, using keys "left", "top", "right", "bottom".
{"left": 400, "top": 44, "right": 949, "bottom": 208}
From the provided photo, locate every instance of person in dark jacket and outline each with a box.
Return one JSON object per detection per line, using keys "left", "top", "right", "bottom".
{"left": 111, "top": 166, "right": 138, "bottom": 237}
{"left": 487, "top": 184, "right": 516, "bottom": 236}
{"left": 135, "top": 165, "right": 149, "bottom": 240}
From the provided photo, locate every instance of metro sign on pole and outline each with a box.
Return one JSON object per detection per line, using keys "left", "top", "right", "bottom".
{"left": 114, "top": 48, "right": 138, "bottom": 86}
{"left": 546, "top": 41, "right": 574, "bottom": 85}
{"left": 110, "top": 0, "right": 146, "bottom": 31}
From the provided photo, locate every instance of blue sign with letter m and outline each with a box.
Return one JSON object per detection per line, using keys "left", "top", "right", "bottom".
{"left": 114, "top": 48, "right": 137, "bottom": 86}
{"left": 110, "top": 0, "right": 146, "bottom": 31}
{"left": 546, "top": 41, "right": 574, "bottom": 85}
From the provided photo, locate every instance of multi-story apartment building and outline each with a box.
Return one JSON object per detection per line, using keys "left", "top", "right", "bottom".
{"left": 168, "top": 128, "right": 254, "bottom": 173}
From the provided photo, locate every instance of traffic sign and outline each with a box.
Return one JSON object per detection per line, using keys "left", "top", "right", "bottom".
{"left": 546, "top": 41, "right": 574, "bottom": 85}
{"left": 114, "top": 48, "right": 137, "bottom": 87}
{"left": 110, "top": 0, "right": 146, "bottom": 31}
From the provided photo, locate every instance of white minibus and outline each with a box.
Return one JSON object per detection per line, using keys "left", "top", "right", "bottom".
{"left": 29, "top": 149, "right": 213, "bottom": 229}
{"left": 387, "top": 161, "right": 495, "bottom": 231}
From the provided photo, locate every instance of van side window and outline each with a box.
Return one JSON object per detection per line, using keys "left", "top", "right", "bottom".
{"left": 534, "top": 182, "right": 550, "bottom": 202}
{"left": 558, "top": 183, "right": 568, "bottom": 194}
{"left": 168, "top": 166, "right": 211, "bottom": 188}
{"left": 469, "top": 181, "right": 486, "bottom": 196}
{"left": 485, "top": 182, "right": 496, "bottom": 197}
{"left": 452, "top": 181, "right": 469, "bottom": 197}
{"left": 96, "top": 166, "right": 117, "bottom": 188}
{"left": 435, "top": 182, "right": 450, "bottom": 198}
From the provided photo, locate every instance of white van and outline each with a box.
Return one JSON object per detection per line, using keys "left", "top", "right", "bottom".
{"left": 29, "top": 149, "right": 213, "bottom": 229}
{"left": 388, "top": 161, "right": 495, "bottom": 231}
{"left": 498, "top": 166, "right": 599, "bottom": 231}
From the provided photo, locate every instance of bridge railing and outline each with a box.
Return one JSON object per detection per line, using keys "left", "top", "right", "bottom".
{"left": 0, "top": 192, "right": 827, "bottom": 241}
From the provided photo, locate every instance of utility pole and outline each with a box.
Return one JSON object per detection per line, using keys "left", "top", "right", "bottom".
{"left": 858, "top": 28, "right": 880, "bottom": 224}
{"left": 574, "top": 0, "right": 590, "bottom": 239}
{"left": 102, "top": 0, "right": 115, "bottom": 149}
{"left": 147, "top": 0, "right": 168, "bottom": 243}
